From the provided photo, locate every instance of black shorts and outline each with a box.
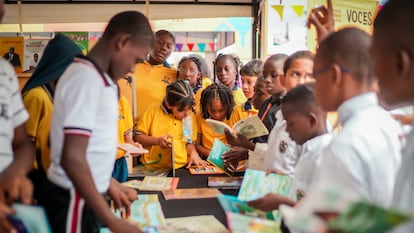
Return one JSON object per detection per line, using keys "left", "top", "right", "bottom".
{"left": 39, "top": 178, "right": 105, "bottom": 233}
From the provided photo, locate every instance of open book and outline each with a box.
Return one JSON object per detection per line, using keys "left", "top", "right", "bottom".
{"left": 118, "top": 143, "right": 148, "bottom": 154}
{"left": 206, "top": 115, "right": 269, "bottom": 140}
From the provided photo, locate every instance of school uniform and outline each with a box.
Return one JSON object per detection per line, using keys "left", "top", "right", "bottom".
{"left": 136, "top": 104, "right": 197, "bottom": 170}
{"left": 254, "top": 95, "right": 282, "bottom": 143}
{"left": 228, "top": 100, "right": 259, "bottom": 126}
{"left": 196, "top": 113, "right": 232, "bottom": 151}
{"left": 0, "top": 59, "right": 29, "bottom": 171}
{"left": 44, "top": 57, "right": 118, "bottom": 233}
{"left": 232, "top": 84, "right": 248, "bottom": 106}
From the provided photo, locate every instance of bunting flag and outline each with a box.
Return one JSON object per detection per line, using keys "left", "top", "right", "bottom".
{"left": 197, "top": 43, "right": 206, "bottom": 52}
{"left": 291, "top": 5, "right": 304, "bottom": 17}
{"left": 175, "top": 43, "right": 183, "bottom": 52}
{"left": 271, "top": 5, "right": 284, "bottom": 20}
{"left": 187, "top": 43, "right": 195, "bottom": 51}
{"left": 209, "top": 42, "right": 216, "bottom": 52}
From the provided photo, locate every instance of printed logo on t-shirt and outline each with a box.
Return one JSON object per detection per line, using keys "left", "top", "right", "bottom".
{"left": 279, "top": 140, "right": 288, "bottom": 153}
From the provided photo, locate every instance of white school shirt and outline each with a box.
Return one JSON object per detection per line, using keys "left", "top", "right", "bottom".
{"left": 0, "top": 59, "right": 29, "bottom": 171}
{"left": 288, "top": 133, "right": 332, "bottom": 202}
{"left": 47, "top": 57, "right": 118, "bottom": 193}
{"left": 308, "top": 92, "right": 402, "bottom": 211}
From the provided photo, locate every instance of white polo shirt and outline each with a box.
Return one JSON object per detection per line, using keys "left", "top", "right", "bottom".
{"left": 0, "top": 59, "right": 29, "bottom": 172}
{"left": 47, "top": 57, "right": 118, "bottom": 193}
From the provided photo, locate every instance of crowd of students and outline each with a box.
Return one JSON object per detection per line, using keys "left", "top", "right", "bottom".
{"left": 1, "top": 0, "right": 414, "bottom": 232}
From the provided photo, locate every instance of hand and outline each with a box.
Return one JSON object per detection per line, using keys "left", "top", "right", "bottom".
{"left": 307, "top": 0, "right": 334, "bottom": 42}
{"left": 266, "top": 168, "right": 286, "bottom": 176}
{"left": 108, "top": 179, "right": 133, "bottom": 219}
{"left": 108, "top": 218, "right": 144, "bottom": 233}
{"left": 130, "top": 142, "right": 145, "bottom": 157}
{"left": 224, "top": 129, "right": 249, "bottom": 147}
{"left": 223, "top": 147, "right": 248, "bottom": 165}
{"left": 157, "top": 135, "right": 172, "bottom": 149}
{"left": 247, "top": 193, "right": 287, "bottom": 212}
{"left": 117, "top": 182, "right": 138, "bottom": 202}
{"left": 0, "top": 203, "right": 15, "bottom": 233}
{"left": 186, "top": 150, "right": 209, "bottom": 169}
{"left": 0, "top": 170, "right": 33, "bottom": 205}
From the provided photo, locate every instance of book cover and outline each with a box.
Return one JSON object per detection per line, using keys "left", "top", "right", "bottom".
{"left": 162, "top": 188, "right": 221, "bottom": 200}
{"left": 207, "top": 138, "right": 233, "bottom": 176}
{"left": 208, "top": 176, "right": 243, "bottom": 189}
{"left": 226, "top": 212, "right": 281, "bottom": 233}
{"left": 139, "top": 176, "right": 179, "bottom": 191}
{"left": 189, "top": 165, "right": 224, "bottom": 175}
{"left": 157, "top": 215, "right": 228, "bottom": 233}
{"left": 129, "top": 166, "right": 170, "bottom": 178}
{"left": 206, "top": 115, "right": 269, "bottom": 140}
{"left": 10, "top": 203, "right": 52, "bottom": 233}
{"left": 217, "top": 194, "right": 274, "bottom": 220}
{"left": 122, "top": 180, "right": 142, "bottom": 189}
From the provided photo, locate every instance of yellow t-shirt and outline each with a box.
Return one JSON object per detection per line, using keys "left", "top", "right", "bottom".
{"left": 202, "top": 77, "right": 213, "bottom": 89}
{"left": 228, "top": 102, "right": 259, "bottom": 126}
{"left": 116, "top": 96, "right": 134, "bottom": 160}
{"left": 196, "top": 113, "right": 232, "bottom": 151}
{"left": 136, "top": 104, "right": 197, "bottom": 170}
{"left": 232, "top": 87, "right": 248, "bottom": 106}
{"left": 36, "top": 112, "right": 52, "bottom": 171}
{"left": 117, "top": 61, "right": 176, "bottom": 123}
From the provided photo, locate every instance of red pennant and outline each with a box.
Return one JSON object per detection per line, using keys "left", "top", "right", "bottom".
{"left": 209, "top": 42, "right": 216, "bottom": 52}
{"left": 187, "top": 43, "right": 195, "bottom": 51}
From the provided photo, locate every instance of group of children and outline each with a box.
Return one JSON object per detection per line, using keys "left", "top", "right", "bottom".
{"left": 2, "top": 0, "right": 414, "bottom": 232}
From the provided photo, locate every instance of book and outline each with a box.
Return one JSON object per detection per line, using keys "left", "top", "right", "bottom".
{"left": 9, "top": 203, "right": 52, "bottom": 233}
{"left": 129, "top": 166, "right": 170, "bottom": 178}
{"left": 226, "top": 212, "right": 281, "bottom": 233}
{"left": 217, "top": 194, "right": 274, "bottom": 220}
{"left": 118, "top": 143, "right": 149, "bottom": 154}
{"left": 122, "top": 180, "right": 142, "bottom": 189}
{"left": 188, "top": 165, "right": 224, "bottom": 175}
{"left": 206, "top": 115, "right": 269, "bottom": 140}
{"left": 207, "top": 138, "right": 233, "bottom": 176}
{"left": 139, "top": 176, "right": 179, "bottom": 191}
{"left": 208, "top": 176, "right": 243, "bottom": 189}
{"left": 162, "top": 188, "right": 221, "bottom": 200}
{"left": 157, "top": 215, "right": 228, "bottom": 233}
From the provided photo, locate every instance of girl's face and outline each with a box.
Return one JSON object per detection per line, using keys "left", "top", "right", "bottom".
{"left": 207, "top": 99, "right": 227, "bottom": 121}
{"left": 215, "top": 57, "right": 238, "bottom": 88}
{"left": 241, "top": 75, "right": 258, "bottom": 99}
{"left": 178, "top": 59, "right": 200, "bottom": 88}
{"left": 167, "top": 104, "right": 192, "bottom": 120}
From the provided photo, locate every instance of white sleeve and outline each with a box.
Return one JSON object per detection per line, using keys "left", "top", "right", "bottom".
{"left": 7, "top": 62, "right": 28, "bottom": 128}
{"left": 247, "top": 142, "right": 268, "bottom": 171}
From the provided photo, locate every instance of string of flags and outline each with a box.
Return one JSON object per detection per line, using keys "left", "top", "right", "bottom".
{"left": 174, "top": 42, "right": 216, "bottom": 52}
{"left": 271, "top": 4, "right": 305, "bottom": 20}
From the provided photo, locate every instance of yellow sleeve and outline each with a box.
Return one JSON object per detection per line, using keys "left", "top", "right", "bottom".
{"left": 120, "top": 96, "right": 134, "bottom": 133}
{"left": 135, "top": 105, "right": 157, "bottom": 136}
{"left": 23, "top": 88, "right": 53, "bottom": 140}
{"left": 36, "top": 113, "right": 52, "bottom": 171}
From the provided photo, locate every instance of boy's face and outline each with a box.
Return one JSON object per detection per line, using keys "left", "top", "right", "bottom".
{"left": 312, "top": 58, "right": 341, "bottom": 112}
{"left": 252, "top": 82, "right": 271, "bottom": 109}
{"left": 178, "top": 59, "right": 200, "bottom": 88}
{"left": 207, "top": 99, "right": 227, "bottom": 121}
{"left": 281, "top": 58, "right": 314, "bottom": 91}
{"left": 281, "top": 105, "right": 312, "bottom": 145}
{"left": 263, "top": 59, "right": 285, "bottom": 95}
{"left": 241, "top": 75, "right": 258, "bottom": 99}
{"left": 150, "top": 34, "right": 174, "bottom": 64}
{"left": 215, "top": 57, "right": 237, "bottom": 88}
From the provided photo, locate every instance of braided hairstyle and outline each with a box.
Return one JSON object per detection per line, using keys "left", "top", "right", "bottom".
{"left": 176, "top": 56, "right": 203, "bottom": 90}
{"left": 213, "top": 53, "right": 242, "bottom": 83}
{"left": 200, "top": 83, "right": 235, "bottom": 120}
{"left": 164, "top": 80, "right": 194, "bottom": 112}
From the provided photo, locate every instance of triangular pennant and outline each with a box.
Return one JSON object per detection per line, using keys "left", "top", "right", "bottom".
{"left": 197, "top": 43, "right": 206, "bottom": 52}
{"left": 271, "top": 5, "right": 284, "bottom": 20}
{"left": 175, "top": 43, "right": 183, "bottom": 52}
{"left": 187, "top": 43, "right": 195, "bottom": 52}
{"left": 291, "top": 5, "right": 304, "bottom": 17}
{"left": 209, "top": 42, "right": 215, "bottom": 52}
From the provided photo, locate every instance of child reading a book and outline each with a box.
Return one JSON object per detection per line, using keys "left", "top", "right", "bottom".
{"left": 247, "top": 84, "right": 331, "bottom": 211}
{"left": 214, "top": 53, "right": 247, "bottom": 105}
{"left": 135, "top": 80, "right": 208, "bottom": 170}
{"left": 196, "top": 83, "right": 236, "bottom": 158}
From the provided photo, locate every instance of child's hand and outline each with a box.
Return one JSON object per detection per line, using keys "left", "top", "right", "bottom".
{"left": 222, "top": 147, "right": 248, "bottom": 165}
{"left": 130, "top": 142, "right": 145, "bottom": 157}
{"left": 247, "top": 193, "right": 285, "bottom": 211}
{"left": 108, "top": 179, "right": 133, "bottom": 219}
{"left": 0, "top": 203, "right": 15, "bottom": 233}
{"left": 307, "top": 0, "right": 334, "bottom": 42}
{"left": 0, "top": 170, "right": 33, "bottom": 205}
{"left": 266, "top": 168, "right": 286, "bottom": 176}
{"left": 224, "top": 129, "right": 255, "bottom": 150}
{"left": 157, "top": 135, "right": 172, "bottom": 149}
{"left": 186, "top": 150, "right": 209, "bottom": 169}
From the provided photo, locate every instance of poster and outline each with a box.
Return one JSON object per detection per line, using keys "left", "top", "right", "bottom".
{"left": 23, "top": 39, "right": 49, "bottom": 73}
{"left": 56, "top": 32, "right": 88, "bottom": 55}
{"left": 0, "top": 37, "right": 24, "bottom": 73}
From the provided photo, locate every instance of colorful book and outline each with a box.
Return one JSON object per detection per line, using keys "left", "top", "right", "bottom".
{"left": 157, "top": 215, "right": 228, "bottom": 233}
{"left": 208, "top": 176, "right": 243, "bottom": 189}
{"left": 217, "top": 194, "right": 274, "bottom": 220}
{"left": 207, "top": 138, "right": 233, "bottom": 176}
{"left": 9, "top": 203, "right": 52, "bottom": 233}
{"left": 189, "top": 165, "right": 224, "bottom": 175}
{"left": 139, "top": 176, "right": 179, "bottom": 191}
{"left": 226, "top": 212, "right": 281, "bottom": 233}
{"left": 129, "top": 166, "right": 170, "bottom": 178}
{"left": 162, "top": 188, "right": 221, "bottom": 200}
{"left": 206, "top": 115, "right": 269, "bottom": 140}
{"left": 122, "top": 180, "right": 142, "bottom": 189}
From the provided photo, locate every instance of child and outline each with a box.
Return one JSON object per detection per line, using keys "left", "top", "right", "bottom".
{"left": 135, "top": 80, "right": 208, "bottom": 170}
{"left": 188, "top": 54, "right": 213, "bottom": 88}
{"left": 214, "top": 53, "right": 247, "bottom": 105}
{"left": 196, "top": 83, "right": 236, "bottom": 158}
{"left": 42, "top": 11, "right": 154, "bottom": 233}
{"left": 229, "top": 59, "right": 263, "bottom": 122}
{"left": 248, "top": 84, "right": 332, "bottom": 211}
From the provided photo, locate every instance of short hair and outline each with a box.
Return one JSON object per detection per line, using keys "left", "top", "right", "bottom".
{"left": 155, "top": 29, "right": 176, "bottom": 44}
{"left": 283, "top": 50, "right": 314, "bottom": 75}
{"left": 189, "top": 54, "right": 211, "bottom": 78}
{"left": 240, "top": 59, "right": 263, "bottom": 77}
{"left": 165, "top": 80, "right": 194, "bottom": 111}
{"left": 213, "top": 53, "right": 242, "bottom": 82}
{"left": 200, "top": 83, "right": 235, "bottom": 120}
{"left": 374, "top": 0, "right": 414, "bottom": 50}
{"left": 102, "top": 11, "right": 154, "bottom": 48}
{"left": 281, "top": 83, "right": 320, "bottom": 115}
{"left": 316, "top": 27, "right": 374, "bottom": 84}
{"left": 266, "top": 53, "right": 288, "bottom": 64}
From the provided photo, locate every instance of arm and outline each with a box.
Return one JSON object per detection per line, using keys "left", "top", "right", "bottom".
{"left": 195, "top": 133, "right": 211, "bottom": 158}
{"left": 134, "top": 134, "right": 172, "bottom": 149}
{"left": 224, "top": 129, "right": 255, "bottom": 150}
{"left": 248, "top": 193, "right": 296, "bottom": 212}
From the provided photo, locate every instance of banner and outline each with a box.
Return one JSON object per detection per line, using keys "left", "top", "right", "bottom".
{"left": 23, "top": 39, "right": 49, "bottom": 73}
{"left": 0, "top": 37, "right": 24, "bottom": 73}
{"left": 56, "top": 32, "right": 89, "bottom": 55}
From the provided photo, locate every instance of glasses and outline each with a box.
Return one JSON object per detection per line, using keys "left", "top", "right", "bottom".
{"left": 178, "top": 68, "right": 199, "bottom": 75}
{"left": 312, "top": 64, "right": 350, "bottom": 78}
